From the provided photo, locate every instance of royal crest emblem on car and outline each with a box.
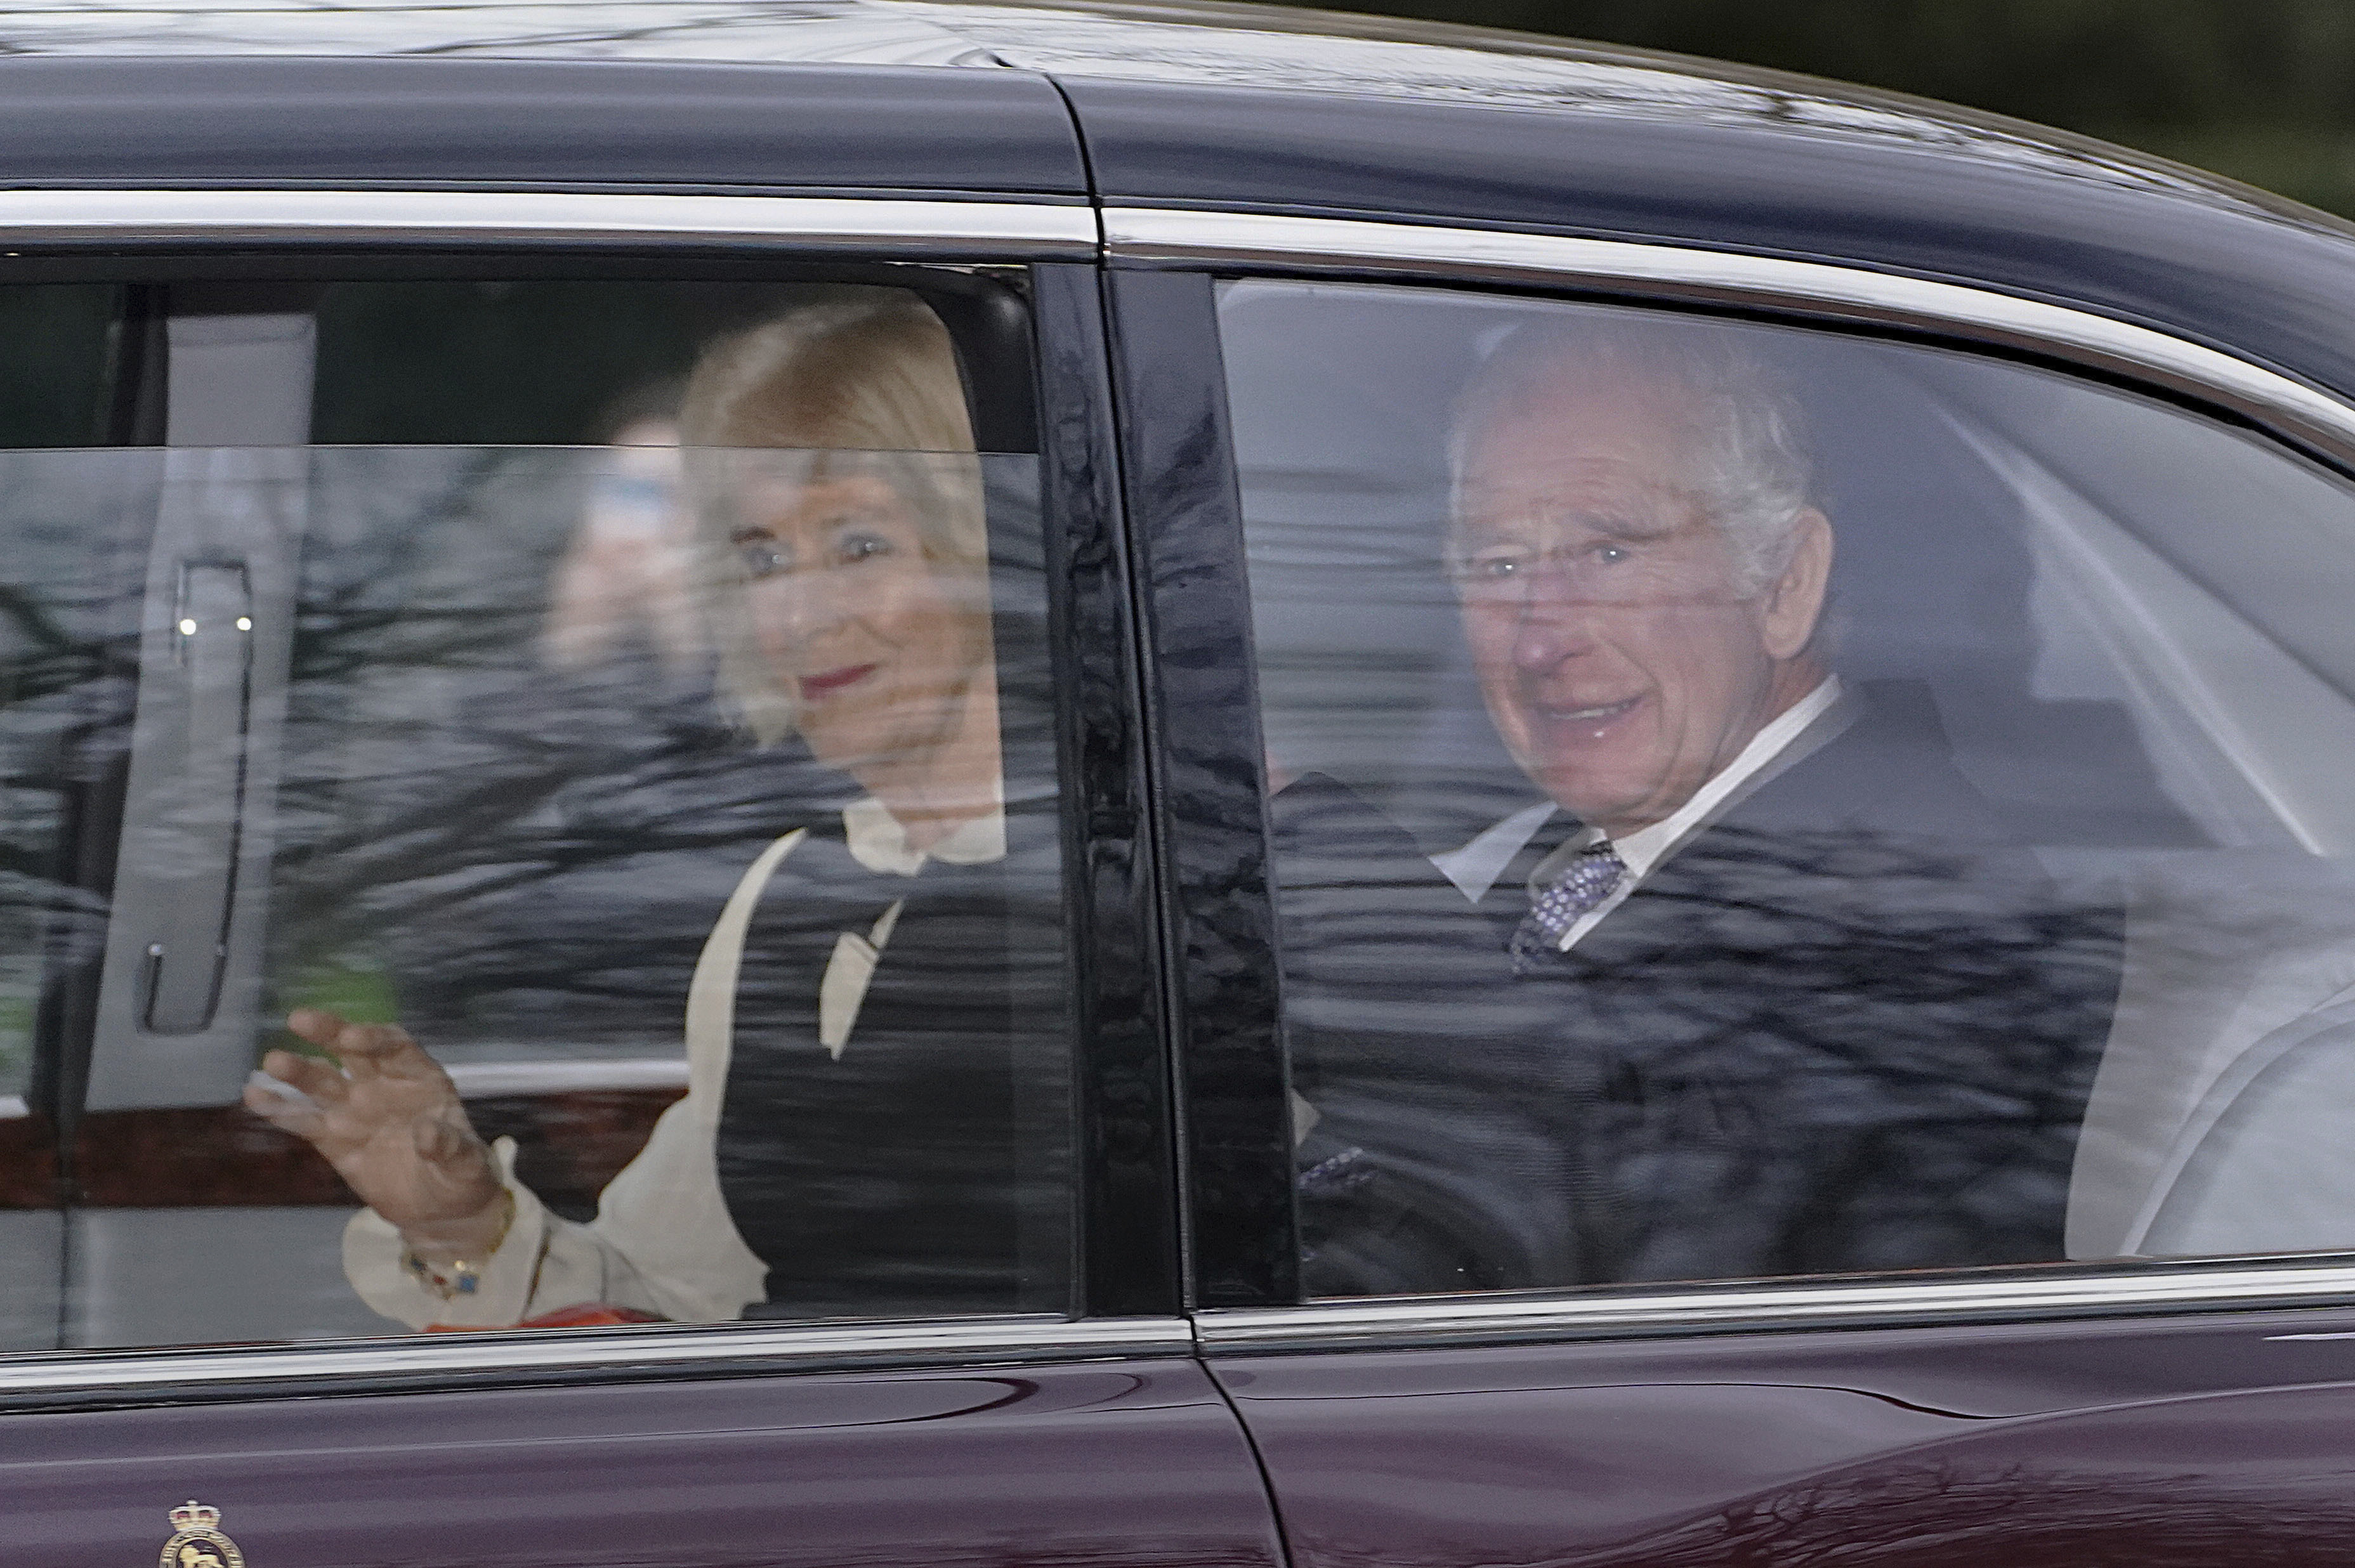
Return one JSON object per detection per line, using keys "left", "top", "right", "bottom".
{"left": 157, "top": 1501, "right": 244, "bottom": 1568}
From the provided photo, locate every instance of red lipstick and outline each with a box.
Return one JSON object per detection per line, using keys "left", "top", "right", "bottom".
{"left": 799, "top": 663, "right": 879, "bottom": 698}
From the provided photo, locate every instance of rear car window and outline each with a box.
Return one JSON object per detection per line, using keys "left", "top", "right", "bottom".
{"left": 0, "top": 274, "right": 1074, "bottom": 1347}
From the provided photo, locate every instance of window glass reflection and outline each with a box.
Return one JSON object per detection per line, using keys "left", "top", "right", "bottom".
{"left": 0, "top": 445, "right": 148, "bottom": 1349}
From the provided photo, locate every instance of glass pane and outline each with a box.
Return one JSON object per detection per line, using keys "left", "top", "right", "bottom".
{"left": 0, "top": 446, "right": 152, "bottom": 1350}
{"left": 0, "top": 285, "right": 118, "bottom": 448}
{"left": 1221, "top": 277, "right": 2355, "bottom": 1297}
{"left": 310, "top": 280, "right": 892, "bottom": 446}
{"left": 53, "top": 285, "right": 1071, "bottom": 1347}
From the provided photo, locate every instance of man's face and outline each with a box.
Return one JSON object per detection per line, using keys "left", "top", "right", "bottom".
{"left": 1453, "top": 371, "right": 1822, "bottom": 838}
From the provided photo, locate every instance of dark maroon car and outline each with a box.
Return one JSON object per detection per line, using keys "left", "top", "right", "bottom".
{"left": 8, "top": 3, "right": 2355, "bottom": 1564}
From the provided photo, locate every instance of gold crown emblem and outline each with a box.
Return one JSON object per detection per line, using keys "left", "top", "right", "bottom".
{"left": 159, "top": 1498, "right": 242, "bottom": 1568}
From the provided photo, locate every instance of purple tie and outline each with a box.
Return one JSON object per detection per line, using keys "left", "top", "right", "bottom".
{"left": 1511, "top": 842, "right": 1627, "bottom": 974}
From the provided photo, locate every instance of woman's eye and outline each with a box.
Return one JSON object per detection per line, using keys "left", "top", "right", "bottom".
{"left": 1592, "top": 544, "right": 1631, "bottom": 566}
{"left": 733, "top": 533, "right": 789, "bottom": 579}
{"left": 835, "top": 530, "right": 896, "bottom": 566}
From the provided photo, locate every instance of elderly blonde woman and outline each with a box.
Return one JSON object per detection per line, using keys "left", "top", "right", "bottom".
{"left": 244, "top": 293, "right": 1062, "bottom": 1328}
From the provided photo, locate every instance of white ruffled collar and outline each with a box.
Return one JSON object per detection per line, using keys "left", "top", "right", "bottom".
{"left": 841, "top": 792, "right": 1007, "bottom": 877}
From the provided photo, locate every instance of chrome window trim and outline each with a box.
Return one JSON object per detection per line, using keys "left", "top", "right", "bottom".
{"left": 1197, "top": 1259, "right": 2355, "bottom": 1354}
{"left": 1106, "top": 207, "right": 2355, "bottom": 471}
{"left": 0, "top": 189, "right": 1099, "bottom": 256}
{"left": 0, "top": 1314, "right": 1190, "bottom": 1411}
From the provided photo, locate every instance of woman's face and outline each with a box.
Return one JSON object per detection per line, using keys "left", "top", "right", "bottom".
{"left": 730, "top": 466, "right": 993, "bottom": 781}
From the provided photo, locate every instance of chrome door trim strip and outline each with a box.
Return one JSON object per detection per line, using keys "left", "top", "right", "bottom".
{"left": 1106, "top": 207, "right": 2355, "bottom": 469}
{"left": 0, "top": 1314, "right": 1190, "bottom": 1410}
{"left": 0, "top": 190, "right": 1100, "bottom": 256}
{"left": 1194, "top": 1259, "right": 2355, "bottom": 1353}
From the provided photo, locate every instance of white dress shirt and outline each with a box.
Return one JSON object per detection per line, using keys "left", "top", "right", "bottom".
{"left": 342, "top": 799, "right": 1007, "bottom": 1330}
{"left": 1433, "top": 676, "right": 1846, "bottom": 954}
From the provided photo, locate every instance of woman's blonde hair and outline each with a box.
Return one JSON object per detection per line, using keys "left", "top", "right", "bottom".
{"left": 679, "top": 291, "right": 988, "bottom": 745}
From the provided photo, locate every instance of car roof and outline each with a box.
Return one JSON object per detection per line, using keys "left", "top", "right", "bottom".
{"left": 0, "top": 0, "right": 2308, "bottom": 219}
{"left": 11, "top": 0, "right": 2355, "bottom": 411}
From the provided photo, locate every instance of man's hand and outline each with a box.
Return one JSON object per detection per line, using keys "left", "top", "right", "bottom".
{"left": 243, "top": 1008, "right": 508, "bottom": 1257}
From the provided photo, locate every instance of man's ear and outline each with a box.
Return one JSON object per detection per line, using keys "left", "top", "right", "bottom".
{"left": 1760, "top": 509, "right": 1833, "bottom": 662}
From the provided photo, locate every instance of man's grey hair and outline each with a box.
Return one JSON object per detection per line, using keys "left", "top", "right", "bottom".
{"left": 1449, "top": 313, "right": 1815, "bottom": 596}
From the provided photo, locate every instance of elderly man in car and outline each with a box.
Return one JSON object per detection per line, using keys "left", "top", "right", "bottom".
{"left": 1276, "top": 317, "right": 2123, "bottom": 1295}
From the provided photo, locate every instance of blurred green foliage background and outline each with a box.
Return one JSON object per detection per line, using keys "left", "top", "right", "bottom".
{"left": 1294, "top": 0, "right": 2355, "bottom": 220}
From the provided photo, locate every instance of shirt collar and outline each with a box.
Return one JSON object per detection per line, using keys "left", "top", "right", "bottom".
{"left": 841, "top": 793, "right": 1007, "bottom": 877}
{"left": 1433, "top": 798, "right": 1557, "bottom": 902}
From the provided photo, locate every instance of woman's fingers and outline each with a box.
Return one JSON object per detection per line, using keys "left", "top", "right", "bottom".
{"left": 284, "top": 1007, "right": 348, "bottom": 1050}
{"left": 326, "top": 1021, "right": 397, "bottom": 1080}
{"left": 258, "top": 1048, "right": 350, "bottom": 1106}
{"left": 241, "top": 1078, "right": 325, "bottom": 1140}
{"left": 285, "top": 1011, "right": 445, "bottom": 1087}
{"left": 364, "top": 1024, "right": 454, "bottom": 1085}
{"left": 328, "top": 1021, "right": 435, "bottom": 1085}
{"left": 261, "top": 1009, "right": 495, "bottom": 1232}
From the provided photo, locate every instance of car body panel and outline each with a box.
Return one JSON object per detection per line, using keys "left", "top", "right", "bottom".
{"left": 6, "top": 1355, "right": 1285, "bottom": 1568}
{"left": 1210, "top": 1307, "right": 2355, "bottom": 1566}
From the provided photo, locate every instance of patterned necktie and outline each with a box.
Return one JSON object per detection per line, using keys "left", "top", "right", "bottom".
{"left": 1510, "top": 841, "right": 1627, "bottom": 974}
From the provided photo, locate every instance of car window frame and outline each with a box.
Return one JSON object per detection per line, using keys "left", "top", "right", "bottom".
{"left": 1105, "top": 207, "right": 2355, "bottom": 1351}
{"left": 0, "top": 189, "right": 1186, "bottom": 1401}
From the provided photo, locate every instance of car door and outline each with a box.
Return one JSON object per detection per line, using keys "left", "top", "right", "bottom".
{"left": 1112, "top": 230, "right": 2355, "bottom": 1567}
{"left": 0, "top": 195, "right": 1282, "bottom": 1568}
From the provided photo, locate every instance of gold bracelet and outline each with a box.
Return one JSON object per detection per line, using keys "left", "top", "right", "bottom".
{"left": 400, "top": 1191, "right": 518, "bottom": 1302}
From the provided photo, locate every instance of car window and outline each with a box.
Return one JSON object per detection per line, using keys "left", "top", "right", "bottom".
{"left": 1219, "top": 277, "right": 2355, "bottom": 1298}
{"left": 0, "top": 276, "right": 1073, "bottom": 1348}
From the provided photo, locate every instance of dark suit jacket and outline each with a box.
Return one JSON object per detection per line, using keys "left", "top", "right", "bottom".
{"left": 1273, "top": 681, "right": 2123, "bottom": 1296}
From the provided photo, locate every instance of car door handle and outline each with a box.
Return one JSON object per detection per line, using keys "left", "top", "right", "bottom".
{"left": 138, "top": 561, "right": 254, "bottom": 1035}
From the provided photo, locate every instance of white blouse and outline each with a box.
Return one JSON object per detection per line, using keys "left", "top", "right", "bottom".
{"left": 341, "top": 800, "right": 1009, "bottom": 1330}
